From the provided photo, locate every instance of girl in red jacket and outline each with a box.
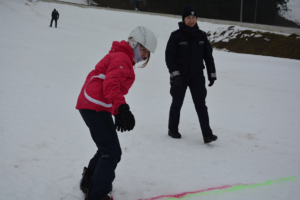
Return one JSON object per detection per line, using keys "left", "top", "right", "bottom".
{"left": 77, "top": 27, "right": 157, "bottom": 200}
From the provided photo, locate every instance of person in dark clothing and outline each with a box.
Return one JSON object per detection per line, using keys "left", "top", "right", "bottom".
{"left": 135, "top": 0, "right": 139, "bottom": 11}
{"left": 49, "top": 9, "right": 59, "bottom": 28}
{"left": 165, "top": 5, "right": 218, "bottom": 144}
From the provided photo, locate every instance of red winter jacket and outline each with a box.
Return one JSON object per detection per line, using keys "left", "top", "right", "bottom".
{"left": 76, "top": 40, "right": 135, "bottom": 115}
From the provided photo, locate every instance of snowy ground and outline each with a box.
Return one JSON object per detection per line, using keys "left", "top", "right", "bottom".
{"left": 281, "top": 0, "right": 300, "bottom": 25}
{"left": 1, "top": 0, "right": 300, "bottom": 200}
{"left": 57, "top": 0, "right": 87, "bottom": 5}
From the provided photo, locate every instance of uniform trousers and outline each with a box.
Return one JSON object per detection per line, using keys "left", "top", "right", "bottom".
{"left": 168, "top": 75, "right": 213, "bottom": 136}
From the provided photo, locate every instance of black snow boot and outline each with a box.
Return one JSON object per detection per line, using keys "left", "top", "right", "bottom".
{"left": 80, "top": 167, "right": 93, "bottom": 194}
{"left": 168, "top": 130, "right": 181, "bottom": 138}
{"left": 203, "top": 134, "right": 218, "bottom": 143}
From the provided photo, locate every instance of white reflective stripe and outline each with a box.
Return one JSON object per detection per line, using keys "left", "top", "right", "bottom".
{"left": 84, "top": 74, "right": 112, "bottom": 108}
{"left": 170, "top": 71, "right": 180, "bottom": 78}
{"left": 211, "top": 73, "right": 216, "bottom": 78}
{"left": 88, "top": 74, "right": 106, "bottom": 80}
{"left": 98, "top": 74, "right": 106, "bottom": 79}
{"left": 84, "top": 90, "right": 112, "bottom": 108}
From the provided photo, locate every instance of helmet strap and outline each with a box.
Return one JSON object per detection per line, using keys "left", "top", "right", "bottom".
{"left": 128, "top": 37, "right": 138, "bottom": 50}
{"left": 133, "top": 43, "right": 147, "bottom": 63}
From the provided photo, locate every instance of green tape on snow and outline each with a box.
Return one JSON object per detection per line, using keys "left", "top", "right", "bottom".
{"left": 163, "top": 177, "right": 295, "bottom": 200}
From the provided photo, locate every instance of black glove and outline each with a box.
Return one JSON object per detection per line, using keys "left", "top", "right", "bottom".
{"left": 117, "top": 104, "right": 135, "bottom": 132}
{"left": 172, "top": 75, "right": 183, "bottom": 87}
{"left": 114, "top": 113, "right": 125, "bottom": 132}
{"left": 208, "top": 80, "right": 215, "bottom": 87}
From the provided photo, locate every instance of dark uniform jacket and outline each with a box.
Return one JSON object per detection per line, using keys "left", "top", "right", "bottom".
{"left": 165, "top": 22, "right": 216, "bottom": 81}
{"left": 52, "top": 10, "right": 59, "bottom": 19}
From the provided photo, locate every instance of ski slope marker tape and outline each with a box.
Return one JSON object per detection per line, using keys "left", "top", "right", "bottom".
{"left": 138, "top": 176, "right": 295, "bottom": 200}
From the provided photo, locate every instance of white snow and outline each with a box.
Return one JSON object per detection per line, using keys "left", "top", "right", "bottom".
{"left": 58, "top": 0, "right": 87, "bottom": 5}
{"left": 281, "top": 0, "right": 300, "bottom": 25}
{"left": 1, "top": 0, "right": 300, "bottom": 200}
{"left": 207, "top": 24, "right": 290, "bottom": 45}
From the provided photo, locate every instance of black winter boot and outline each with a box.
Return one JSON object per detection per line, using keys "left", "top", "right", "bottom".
{"left": 80, "top": 167, "right": 93, "bottom": 194}
{"left": 168, "top": 130, "right": 181, "bottom": 138}
{"left": 203, "top": 134, "right": 218, "bottom": 143}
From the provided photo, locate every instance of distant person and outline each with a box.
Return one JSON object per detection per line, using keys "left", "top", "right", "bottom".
{"left": 77, "top": 26, "right": 157, "bottom": 200}
{"left": 165, "top": 5, "right": 218, "bottom": 144}
{"left": 135, "top": 0, "right": 139, "bottom": 11}
{"left": 49, "top": 9, "right": 59, "bottom": 28}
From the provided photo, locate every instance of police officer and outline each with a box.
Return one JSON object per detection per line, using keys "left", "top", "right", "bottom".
{"left": 49, "top": 9, "right": 59, "bottom": 28}
{"left": 165, "top": 5, "right": 218, "bottom": 144}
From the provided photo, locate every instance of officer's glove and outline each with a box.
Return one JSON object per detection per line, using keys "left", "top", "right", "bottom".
{"left": 118, "top": 104, "right": 135, "bottom": 132}
{"left": 114, "top": 113, "right": 125, "bottom": 132}
{"left": 208, "top": 80, "right": 215, "bottom": 87}
{"left": 172, "top": 75, "right": 183, "bottom": 87}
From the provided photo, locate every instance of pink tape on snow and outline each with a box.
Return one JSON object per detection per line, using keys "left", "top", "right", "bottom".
{"left": 138, "top": 184, "right": 243, "bottom": 200}
{"left": 138, "top": 176, "right": 296, "bottom": 200}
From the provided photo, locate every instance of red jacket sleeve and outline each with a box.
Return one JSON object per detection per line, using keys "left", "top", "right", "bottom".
{"left": 102, "top": 53, "right": 133, "bottom": 115}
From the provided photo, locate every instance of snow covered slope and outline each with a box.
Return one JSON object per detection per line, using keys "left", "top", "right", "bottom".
{"left": 57, "top": 0, "right": 87, "bottom": 5}
{"left": 1, "top": 0, "right": 300, "bottom": 200}
{"left": 281, "top": 0, "right": 300, "bottom": 25}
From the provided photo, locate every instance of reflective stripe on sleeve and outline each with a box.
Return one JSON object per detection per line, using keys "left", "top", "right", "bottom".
{"left": 84, "top": 74, "right": 112, "bottom": 108}
{"left": 170, "top": 71, "right": 180, "bottom": 78}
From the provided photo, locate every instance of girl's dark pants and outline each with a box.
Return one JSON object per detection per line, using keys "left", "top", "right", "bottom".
{"left": 79, "top": 109, "right": 122, "bottom": 200}
{"left": 168, "top": 75, "right": 213, "bottom": 136}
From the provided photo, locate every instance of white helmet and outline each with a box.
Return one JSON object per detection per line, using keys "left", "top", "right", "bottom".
{"left": 128, "top": 26, "right": 157, "bottom": 53}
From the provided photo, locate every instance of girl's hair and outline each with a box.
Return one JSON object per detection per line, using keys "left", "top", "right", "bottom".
{"left": 140, "top": 52, "right": 150, "bottom": 68}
